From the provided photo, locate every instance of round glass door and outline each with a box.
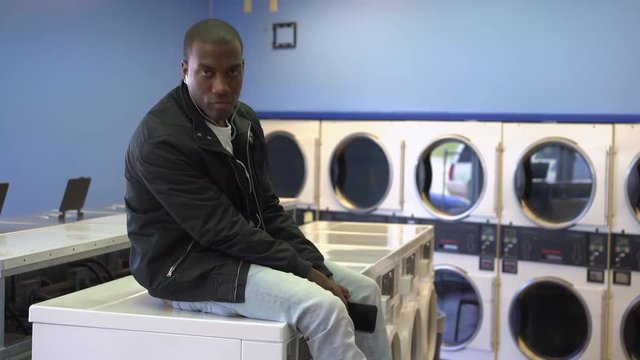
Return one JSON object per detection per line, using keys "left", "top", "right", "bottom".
{"left": 622, "top": 297, "right": 640, "bottom": 359}
{"left": 265, "top": 132, "right": 306, "bottom": 198}
{"left": 416, "top": 139, "right": 484, "bottom": 219}
{"left": 510, "top": 279, "right": 590, "bottom": 359}
{"left": 330, "top": 135, "right": 390, "bottom": 212}
{"left": 434, "top": 266, "right": 482, "bottom": 350}
{"left": 626, "top": 156, "right": 640, "bottom": 222}
{"left": 515, "top": 141, "right": 594, "bottom": 228}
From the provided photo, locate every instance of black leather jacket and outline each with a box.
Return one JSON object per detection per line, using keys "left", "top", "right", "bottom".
{"left": 125, "top": 83, "right": 331, "bottom": 302}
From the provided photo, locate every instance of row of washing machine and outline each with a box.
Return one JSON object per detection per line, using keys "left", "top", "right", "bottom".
{"left": 299, "top": 221, "right": 437, "bottom": 360}
{"left": 263, "top": 120, "right": 640, "bottom": 360}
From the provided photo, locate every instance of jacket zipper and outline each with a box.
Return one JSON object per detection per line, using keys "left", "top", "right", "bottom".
{"left": 228, "top": 157, "right": 252, "bottom": 213}
{"left": 166, "top": 239, "right": 195, "bottom": 277}
{"left": 245, "top": 124, "right": 265, "bottom": 230}
{"left": 233, "top": 260, "right": 243, "bottom": 302}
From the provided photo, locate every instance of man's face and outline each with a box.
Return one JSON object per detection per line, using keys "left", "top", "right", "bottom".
{"left": 182, "top": 40, "right": 244, "bottom": 123}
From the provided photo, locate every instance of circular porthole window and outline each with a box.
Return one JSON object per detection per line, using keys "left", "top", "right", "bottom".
{"left": 330, "top": 135, "right": 390, "bottom": 212}
{"left": 622, "top": 296, "right": 640, "bottom": 359}
{"left": 510, "top": 278, "right": 590, "bottom": 359}
{"left": 265, "top": 132, "right": 306, "bottom": 198}
{"left": 415, "top": 138, "right": 484, "bottom": 219}
{"left": 434, "top": 266, "right": 483, "bottom": 350}
{"left": 514, "top": 141, "right": 595, "bottom": 228}
{"left": 626, "top": 155, "right": 640, "bottom": 223}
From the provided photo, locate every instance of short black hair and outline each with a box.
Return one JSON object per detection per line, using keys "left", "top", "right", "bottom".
{"left": 183, "top": 19, "right": 244, "bottom": 60}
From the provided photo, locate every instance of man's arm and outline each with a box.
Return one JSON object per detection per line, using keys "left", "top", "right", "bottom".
{"left": 250, "top": 118, "right": 333, "bottom": 278}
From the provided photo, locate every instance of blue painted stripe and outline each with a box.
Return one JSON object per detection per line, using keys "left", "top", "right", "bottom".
{"left": 257, "top": 111, "right": 640, "bottom": 123}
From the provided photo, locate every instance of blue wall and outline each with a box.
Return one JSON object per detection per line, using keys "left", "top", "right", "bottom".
{"left": 213, "top": 0, "right": 640, "bottom": 115}
{"left": 2, "top": 1, "right": 639, "bottom": 216}
{"left": 0, "top": 0, "right": 211, "bottom": 216}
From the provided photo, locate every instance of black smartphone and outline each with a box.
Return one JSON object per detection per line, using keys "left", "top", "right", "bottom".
{"left": 347, "top": 302, "right": 378, "bottom": 333}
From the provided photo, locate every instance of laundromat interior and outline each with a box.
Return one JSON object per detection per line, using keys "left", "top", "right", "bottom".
{"left": 1, "top": 1, "right": 639, "bottom": 359}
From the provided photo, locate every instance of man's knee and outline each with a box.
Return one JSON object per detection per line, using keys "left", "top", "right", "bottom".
{"left": 354, "top": 275, "right": 382, "bottom": 301}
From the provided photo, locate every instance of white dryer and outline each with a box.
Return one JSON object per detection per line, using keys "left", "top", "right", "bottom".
{"left": 318, "top": 121, "right": 405, "bottom": 219}
{"left": 403, "top": 121, "right": 501, "bottom": 223}
{"left": 501, "top": 123, "right": 612, "bottom": 231}
{"left": 609, "top": 123, "right": 640, "bottom": 360}
{"left": 261, "top": 120, "right": 320, "bottom": 210}
{"left": 499, "top": 123, "right": 612, "bottom": 359}
{"left": 402, "top": 120, "right": 501, "bottom": 360}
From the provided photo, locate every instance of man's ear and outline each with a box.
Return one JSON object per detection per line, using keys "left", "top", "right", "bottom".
{"left": 181, "top": 60, "right": 189, "bottom": 82}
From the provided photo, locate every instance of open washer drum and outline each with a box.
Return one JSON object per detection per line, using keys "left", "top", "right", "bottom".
{"left": 509, "top": 277, "right": 594, "bottom": 360}
{"left": 620, "top": 295, "right": 640, "bottom": 359}
{"left": 263, "top": 120, "right": 319, "bottom": 208}
{"left": 434, "top": 264, "right": 487, "bottom": 352}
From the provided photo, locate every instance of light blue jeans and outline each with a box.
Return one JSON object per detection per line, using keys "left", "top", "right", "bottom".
{"left": 170, "top": 261, "right": 392, "bottom": 360}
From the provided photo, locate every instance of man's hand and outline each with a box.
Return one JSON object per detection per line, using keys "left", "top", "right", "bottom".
{"left": 307, "top": 268, "right": 349, "bottom": 305}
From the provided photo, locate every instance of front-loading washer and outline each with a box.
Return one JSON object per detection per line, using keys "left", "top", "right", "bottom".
{"left": 499, "top": 227, "right": 608, "bottom": 359}
{"left": 609, "top": 123, "right": 640, "bottom": 360}
{"left": 430, "top": 221, "right": 498, "bottom": 360}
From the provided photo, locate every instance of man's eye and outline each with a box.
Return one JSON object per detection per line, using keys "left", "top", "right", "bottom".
{"left": 228, "top": 68, "right": 241, "bottom": 76}
{"left": 201, "top": 70, "right": 213, "bottom": 77}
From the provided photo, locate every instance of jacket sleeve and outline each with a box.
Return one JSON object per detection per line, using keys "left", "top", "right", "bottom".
{"left": 250, "top": 117, "right": 333, "bottom": 278}
{"left": 134, "top": 136, "right": 313, "bottom": 279}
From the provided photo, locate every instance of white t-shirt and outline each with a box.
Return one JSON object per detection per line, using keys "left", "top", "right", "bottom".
{"left": 206, "top": 120, "right": 233, "bottom": 154}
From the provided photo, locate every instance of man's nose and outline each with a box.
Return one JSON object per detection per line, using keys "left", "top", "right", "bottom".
{"left": 212, "top": 76, "right": 229, "bottom": 95}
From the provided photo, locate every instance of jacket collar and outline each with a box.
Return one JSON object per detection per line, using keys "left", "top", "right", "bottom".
{"left": 176, "top": 82, "right": 251, "bottom": 155}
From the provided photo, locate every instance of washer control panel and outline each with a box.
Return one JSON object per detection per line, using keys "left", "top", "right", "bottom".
{"left": 501, "top": 226, "right": 607, "bottom": 280}
{"left": 611, "top": 234, "right": 640, "bottom": 286}
{"left": 612, "top": 234, "right": 640, "bottom": 271}
{"left": 429, "top": 220, "right": 497, "bottom": 271}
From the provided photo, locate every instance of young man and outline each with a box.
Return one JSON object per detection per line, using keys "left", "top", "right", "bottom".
{"left": 125, "top": 19, "right": 391, "bottom": 359}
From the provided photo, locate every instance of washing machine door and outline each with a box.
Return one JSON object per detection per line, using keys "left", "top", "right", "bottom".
{"left": 434, "top": 265, "right": 485, "bottom": 350}
{"left": 514, "top": 140, "right": 596, "bottom": 229}
{"left": 509, "top": 277, "right": 592, "bottom": 359}
{"left": 330, "top": 134, "right": 391, "bottom": 213}
{"left": 415, "top": 138, "right": 485, "bottom": 220}
{"left": 265, "top": 131, "right": 307, "bottom": 198}
{"left": 622, "top": 296, "right": 640, "bottom": 359}
{"left": 625, "top": 155, "right": 640, "bottom": 223}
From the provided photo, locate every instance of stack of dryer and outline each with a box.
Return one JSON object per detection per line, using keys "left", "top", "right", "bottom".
{"left": 299, "top": 221, "right": 436, "bottom": 360}
{"left": 261, "top": 119, "right": 320, "bottom": 224}
{"left": 499, "top": 123, "right": 611, "bottom": 360}
{"left": 609, "top": 123, "right": 640, "bottom": 360}
{"left": 402, "top": 120, "right": 501, "bottom": 360}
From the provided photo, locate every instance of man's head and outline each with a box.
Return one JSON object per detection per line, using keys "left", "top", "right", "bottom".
{"left": 182, "top": 19, "right": 244, "bottom": 124}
